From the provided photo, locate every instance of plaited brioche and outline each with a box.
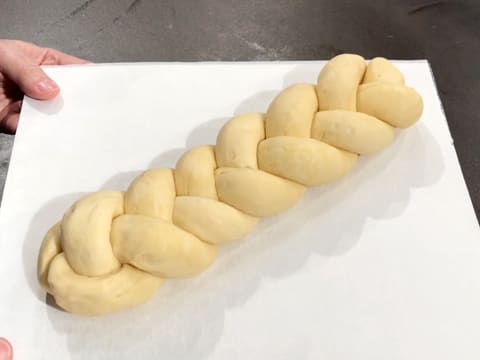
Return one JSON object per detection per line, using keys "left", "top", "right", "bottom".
{"left": 37, "top": 54, "right": 423, "bottom": 316}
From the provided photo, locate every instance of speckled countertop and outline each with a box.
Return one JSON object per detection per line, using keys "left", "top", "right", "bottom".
{"left": 0, "top": 134, "right": 13, "bottom": 202}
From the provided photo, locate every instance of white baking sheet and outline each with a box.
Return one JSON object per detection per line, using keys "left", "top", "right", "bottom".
{"left": 1, "top": 61, "right": 479, "bottom": 359}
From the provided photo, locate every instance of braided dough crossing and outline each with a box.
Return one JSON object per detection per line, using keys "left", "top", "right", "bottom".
{"left": 37, "top": 55, "right": 423, "bottom": 315}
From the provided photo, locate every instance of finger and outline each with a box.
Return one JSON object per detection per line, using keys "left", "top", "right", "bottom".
{"left": 0, "top": 101, "right": 21, "bottom": 134}
{"left": 0, "top": 100, "right": 21, "bottom": 123}
{"left": 9, "top": 100, "right": 22, "bottom": 114}
{"left": 0, "top": 337, "right": 13, "bottom": 360}
{"left": 0, "top": 104, "right": 9, "bottom": 122}
{"left": 0, "top": 47, "right": 59, "bottom": 100}
{"left": 43, "top": 48, "right": 91, "bottom": 65}
{"left": 1, "top": 113, "right": 20, "bottom": 134}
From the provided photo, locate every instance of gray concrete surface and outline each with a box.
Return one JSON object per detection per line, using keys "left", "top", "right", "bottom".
{"left": 0, "top": 0, "right": 479, "bottom": 220}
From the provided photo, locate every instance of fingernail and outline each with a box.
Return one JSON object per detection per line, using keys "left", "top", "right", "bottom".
{"left": 36, "top": 77, "right": 59, "bottom": 93}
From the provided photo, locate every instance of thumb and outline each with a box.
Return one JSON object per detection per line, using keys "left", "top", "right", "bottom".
{"left": 0, "top": 49, "right": 59, "bottom": 100}
{"left": 10, "top": 63, "right": 59, "bottom": 100}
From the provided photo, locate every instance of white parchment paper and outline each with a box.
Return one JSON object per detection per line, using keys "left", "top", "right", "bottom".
{"left": 1, "top": 61, "right": 479, "bottom": 359}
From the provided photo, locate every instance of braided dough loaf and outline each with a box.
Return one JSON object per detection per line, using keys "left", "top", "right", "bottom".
{"left": 37, "top": 54, "right": 423, "bottom": 316}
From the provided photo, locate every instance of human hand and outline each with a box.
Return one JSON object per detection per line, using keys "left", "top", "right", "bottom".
{"left": 0, "top": 337, "right": 12, "bottom": 360}
{"left": 0, "top": 39, "right": 89, "bottom": 134}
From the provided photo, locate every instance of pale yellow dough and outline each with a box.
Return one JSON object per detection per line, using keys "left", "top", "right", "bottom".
{"left": 363, "top": 57, "right": 405, "bottom": 85}
{"left": 215, "top": 112, "right": 265, "bottom": 169}
{"left": 258, "top": 136, "right": 358, "bottom": 186}
{"left": 61, "top": 191, "right": 123, "bottom": 277}
{"left": 37, "top": 223, "right": 62, "bottom": 291}
{"left": 175, "top": 145, "right": 218, "bottom": 199}
{"left": 215, "top": 167, "right": 306, "bottom": 217}
{"left": 266, "top": 83, "right": 318, "bottom": 138}
{"left": 48, "top": 254, "right": 163, "bottom": 316}
{"left": 357, "top": 83, "right": 423, "bottom": 128}
{"left": 37, "top": 54, "right": 423, "bottom": 316}
{"left": 125, "top": 168, "right": 176, "bottom": 221}
{"left": 312, "top": 110, "right": 395, "bottom": 155}
{"left": 316, "top": 54, "right": 366, "bottom": 111}
{"left": 173, "top": 196, "right": 258, "bottom": 245}
{"left": 111, "top": 214, "right": 217, "bottom": 278}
